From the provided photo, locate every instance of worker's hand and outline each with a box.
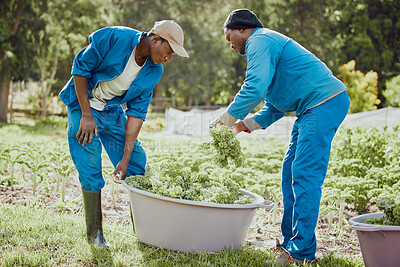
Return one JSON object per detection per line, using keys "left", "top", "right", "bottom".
{"left": 113, "top": 159, "right": 129, "bottom": 181}
{"left": 77, "top": 113, "right": 98, "bottom": 146}
{"left": 233, "top": 121, "right": 250, "bottom": 135}
{"left": 209, "top": 118, "right": 223, "bottom": 129}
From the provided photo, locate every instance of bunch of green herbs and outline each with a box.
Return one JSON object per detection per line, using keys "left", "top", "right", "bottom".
{"left": 125, "top": 161, "right": 252, "bottom": 204}
{"left": 366, "top": 198, "right": 400, "bottom": 226}
{"left": 201, "top": 125, "right": 244, "bottom": 168}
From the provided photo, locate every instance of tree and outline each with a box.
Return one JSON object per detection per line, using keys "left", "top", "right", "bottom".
{"left": 36, "top": 0, "right": 111, "bottom": 116}
{"left": 260, "top": 0, "right": 343, "bottom": 71}
{"left": 0, "top": 0, "right": 47, "bottom": 122}
{"left": 3, "top": 0, "right": 398, "bottom": 113}
{"left": 334, "top": 0, "right": 400, "bottom": 103}
{"left": 114, "top": 0, "right": 247, "bottom": 107}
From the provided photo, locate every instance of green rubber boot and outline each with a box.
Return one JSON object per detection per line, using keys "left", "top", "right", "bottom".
{"left": 82, "top": 190, "right": 111, "bottom": 248}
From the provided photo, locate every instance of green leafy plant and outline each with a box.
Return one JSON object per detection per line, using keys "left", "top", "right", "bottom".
{"left": 328, "top": 125, "right": 400, "bottom": 211}
{"left": 366, "top": 198, "right": 400, "bottom": 226}
{"left": 319, "top": 195, "right": 338, "bottom": 233}
{"left": 330, "top": 126, "right": 400, "bottom": 175}
{"left": 20, "top": 142, "right": 51, "bottom": 195}
{"left": 0, "top": 145, "right": 25, "bottom": 190}
{"left": 320, "top": 186, "right": 354, "bottom": 233}
{"left": 0, "top": 159, "right": 8, "bottom": 183}
{"left": 368, "top": 180, "right": 400, "bottom": 207}
{"left": 201, "top": 125, "right": 244, "bottom": 168}
{"left": 48, "top": 141, "right": 71, "bottom": 194}
{"left": 264, "top": 185, "right": 282, "bottom": 222}
{"left": 126, "top": 161, "right": 252, "bottom": 205}
{"left": 54, "top": 162, "right": 75, "bottom": 203}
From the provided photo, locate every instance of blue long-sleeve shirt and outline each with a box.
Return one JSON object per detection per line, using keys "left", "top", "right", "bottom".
{"left": 223, "top": 27, "right": 346, "bottom": 129}
{"left": 59, "top": 26, "right": 163, "bottom": 121}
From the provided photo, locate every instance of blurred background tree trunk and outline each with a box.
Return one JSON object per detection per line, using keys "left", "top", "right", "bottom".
{"left": 0, "top": 75, "right": 10, "bottom": 122}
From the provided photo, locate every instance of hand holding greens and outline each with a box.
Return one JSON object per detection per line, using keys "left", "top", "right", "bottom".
{"left": 201, "top": 125, "right": 244, "bottom": 168}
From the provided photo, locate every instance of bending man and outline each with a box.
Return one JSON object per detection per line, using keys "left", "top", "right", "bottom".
{"left": 211, "top": 9, "right": 349, "bottom": 264}
{"left": 59, "top": 20, "right": 188, "bottom": 248}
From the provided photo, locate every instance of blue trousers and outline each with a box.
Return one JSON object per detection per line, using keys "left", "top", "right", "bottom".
{"left": 280, "top": 91, "right": 350, "bottom": 260}
{"left": 67, "top": 105, "right": 146, "bottom": 191}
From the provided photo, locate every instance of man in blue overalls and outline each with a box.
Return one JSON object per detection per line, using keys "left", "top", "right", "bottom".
{"left": 211, "top": 9, "right": 350, "bottom": 264}
{"left": 59, "top": 20, "right": 188, "bottom": 248}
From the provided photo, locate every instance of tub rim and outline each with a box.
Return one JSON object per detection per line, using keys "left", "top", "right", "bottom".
{"left": 119, "top": 180, "right": 274, "bottom": 210}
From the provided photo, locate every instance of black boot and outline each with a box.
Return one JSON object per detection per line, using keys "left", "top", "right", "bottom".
{"left": 82, "top": 190, "right": 111, "bottom": 248}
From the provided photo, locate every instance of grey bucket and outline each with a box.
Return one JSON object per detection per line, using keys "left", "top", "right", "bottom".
{"left": 119, "top": 180, "right": 274, "bottom": 252}
{"left": 348, "top": 212, "right": 400, "bottom": 267}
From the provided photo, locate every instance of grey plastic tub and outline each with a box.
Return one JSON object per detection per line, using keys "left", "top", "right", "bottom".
{"left": 349, "top": 212, "right": 400, "bottom": 267}
{"left": 120, "top": 180, "right": 274, "bottom": 252}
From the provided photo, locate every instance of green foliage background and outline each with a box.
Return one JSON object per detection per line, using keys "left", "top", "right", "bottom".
{"left": 337, "top": 60, "right": 380, "bottom": 113}
{"left": 1, "top": 0, "right": 399, "bottom": 115}
{"left": 383, "top": 74, "right": 400, "bottom": 107}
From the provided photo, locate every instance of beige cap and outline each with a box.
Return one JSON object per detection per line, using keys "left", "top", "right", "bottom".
{"left": 150, "top": 20, "right": 189, "bottom": 58}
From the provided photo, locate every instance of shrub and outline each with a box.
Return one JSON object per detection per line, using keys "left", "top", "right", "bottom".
{"left": 337, "top": 60, "right": 380, "bottom": 113}
{"left": 383, "top": 74, "right": 400, "bottom": 107}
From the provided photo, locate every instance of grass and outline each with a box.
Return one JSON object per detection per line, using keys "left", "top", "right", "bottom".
{"left": 0, "top": 200, "right": 364, "bottom": 267}
{"left": 0, "top": 117, "right": 67, "bottom": 144}
{"left": 0, "top": 201, "right": 272, "bottom": 266}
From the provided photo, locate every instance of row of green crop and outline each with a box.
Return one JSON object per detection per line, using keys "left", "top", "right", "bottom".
{"left": 328, "top": 125, "right": 400, "bottom": 211}
{"left": 0, "top": 140, "right": 119, "bottom": 210}
{"left": 321, "top": 125, "right": 400, "bottom": 233}
{"left": 1, "top": 125, "right": 399, "bottom": 234}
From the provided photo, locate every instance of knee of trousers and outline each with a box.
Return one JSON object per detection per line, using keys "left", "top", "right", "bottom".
{"left": 79, "top": 174, "right": 106, "bottom": 191}
{"left": 68, "top": 137, "right": 105, "bottom": 191}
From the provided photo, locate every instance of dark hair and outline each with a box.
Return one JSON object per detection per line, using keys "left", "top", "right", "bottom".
{"left": 147, "top": 32, "right": 166, "bottom": 43}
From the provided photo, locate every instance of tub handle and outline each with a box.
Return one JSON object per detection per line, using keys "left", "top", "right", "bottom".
{"left": 114, "top": 178, "right": 123, "bottom": 184}
{"left": 351, "top": 223, "right": 382, "bottom": 232}
{"left": 259, "top": 200, "right": 274, "bottom": 211}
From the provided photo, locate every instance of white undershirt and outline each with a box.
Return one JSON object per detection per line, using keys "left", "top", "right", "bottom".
{"left": 89, "top": 47, "right": 147, "bottom": 111}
